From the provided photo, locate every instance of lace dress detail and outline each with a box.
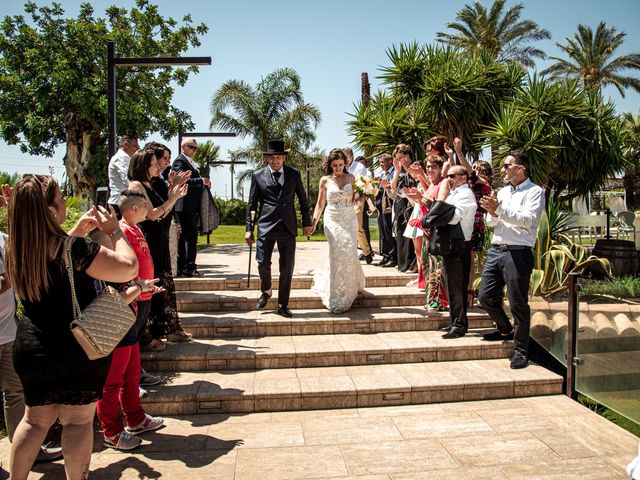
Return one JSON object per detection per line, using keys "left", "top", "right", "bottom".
{"left": 312, "top": 182, "right": 365, "bottom": 313}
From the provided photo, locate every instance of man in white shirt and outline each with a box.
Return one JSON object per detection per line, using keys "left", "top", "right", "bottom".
{"left": 437, "top": 166, "right": 478, "bottom": 339}
{"left": 479, "top": 152, "right": 545, "bottom": 369}
{"left": 343, "top": 148, "right": 373, "bottom": 263}
{"left": 108, "top": 135, "right": 139, "bottom": 215}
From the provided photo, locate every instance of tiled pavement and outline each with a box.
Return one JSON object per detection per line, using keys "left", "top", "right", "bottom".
{"left": 0, "top": 395, "right": 636, "bottom": 479}
{"left": 0, "top": 243, "right": 637, "bottom": 478}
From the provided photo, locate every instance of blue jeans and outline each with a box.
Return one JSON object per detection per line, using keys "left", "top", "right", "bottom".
{"left": 478, "top": 247, "right": 534, "bottom": 356}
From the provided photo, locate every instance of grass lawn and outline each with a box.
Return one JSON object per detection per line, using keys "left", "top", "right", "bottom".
{"left": 198, "top": 220, "right": 380, "bottom": 248}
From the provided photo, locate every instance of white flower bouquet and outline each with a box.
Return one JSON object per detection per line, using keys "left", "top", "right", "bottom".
{"left": 353, "top": 176, "right": 379, "bottom": 199}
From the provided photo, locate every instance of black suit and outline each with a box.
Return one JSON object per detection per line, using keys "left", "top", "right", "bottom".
{"left": 246, "top": 165, "right": 311, "bottom": 308}
{"left": 374, "top": 167, "right": 396, "bottom": 262}
{"left": 172, "top": 153, "right": 205, "bottom": 273}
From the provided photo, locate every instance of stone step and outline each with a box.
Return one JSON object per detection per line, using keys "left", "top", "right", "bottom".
{"left": 141, "top": 330, "right": 512, "bottom": 372}
{"left": 177, "top": 306, "right": 494, "bottom": 338}
{"left": 176, "top": 286, "right": 431, "bottom": 312}
{"left": 140, "top": 358, "right": 563, "bottom": 415}
{"left": 174, "top": 272, "right": 412, "bottom": 292}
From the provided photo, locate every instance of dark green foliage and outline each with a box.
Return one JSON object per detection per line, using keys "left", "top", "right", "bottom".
{"left": 348, "top": 45, "right": 525, "bottom": 160}
{"left": 215, "top": 198, "right": 248, "bottom": 225}
{"left": 483, "top": 76, "right": 627, "bottom": 200}
{"left": 0, "top": 1, "right": 208, "bottom": 197}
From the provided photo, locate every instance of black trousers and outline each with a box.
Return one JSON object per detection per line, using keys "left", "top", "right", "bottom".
{"left": 176, "top": 210, "right": 199, "bottom": 273}
{"left": 256, "top": 223, "right": 296, "bottom": 308}
{"left": 362, "top": 202, "right": 371, "bottom": 251}
{"left": 377, "top": 211, "right": 396, "bottom": 261}
{"left": 478, "top": 247, "right": 535, "bottom": 356}
{"left": 442, "top": 241, "right": 472, "bottom": 332}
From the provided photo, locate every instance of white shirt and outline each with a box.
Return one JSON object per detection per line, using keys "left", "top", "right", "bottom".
{"left": 0, "top": 233, "right": 16, "bottom": 346}
{"left": 445, "top": 183, "right": 477, "bottom": 241}
{"left": 348, "top": 161, "right": 370, "bottom": 178}
{"left": 486, "top": 178, "right": 545, "bottom": 247}
{"left": 268, "top": 166, "right": 284, "bottom": 186}
{"left": 107, "top": 148, "right": 131, "bottom": 205}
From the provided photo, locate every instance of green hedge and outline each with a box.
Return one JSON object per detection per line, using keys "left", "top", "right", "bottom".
{"left": 215, "top": 198, "right": 248, "bottom": 225}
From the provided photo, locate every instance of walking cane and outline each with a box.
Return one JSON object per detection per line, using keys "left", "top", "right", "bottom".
{"left": 247, "top": 211, "right": 256, "bottom": 287}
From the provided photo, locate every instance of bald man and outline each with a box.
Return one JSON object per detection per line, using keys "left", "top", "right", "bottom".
{"left": 172, "top": 138, "right": 211, "bottom": 277}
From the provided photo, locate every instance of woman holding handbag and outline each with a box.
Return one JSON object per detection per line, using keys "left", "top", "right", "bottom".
{"left": 6, "top": 175, "right": 138, "bottom": 480}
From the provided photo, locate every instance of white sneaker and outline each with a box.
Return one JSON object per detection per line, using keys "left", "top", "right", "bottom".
{"left": 103, "top": 431, "right": 141, "bottom": 451}
{"left": 125, "top": 413, "right": 164, "bottom": 435}
{"left": 139, "top": 386, "right": 148, "bottom": 398}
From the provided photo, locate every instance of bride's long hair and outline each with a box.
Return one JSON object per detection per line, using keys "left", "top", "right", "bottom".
{"left": 323, "top": 149, "right": 348, "bottom": 176}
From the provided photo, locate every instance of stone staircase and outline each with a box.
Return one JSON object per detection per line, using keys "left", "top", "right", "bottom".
{"left": 140, "top": 261, "right": 563, "bottom": 416}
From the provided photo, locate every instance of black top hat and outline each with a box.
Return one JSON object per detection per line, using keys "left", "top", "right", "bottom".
{"left": 263, "top": 140, "right": 288, "bottom": 155}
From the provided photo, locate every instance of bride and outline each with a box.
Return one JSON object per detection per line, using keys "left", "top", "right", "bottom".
{"left": 310, "top": 148, "right": 365, "bottom": 313}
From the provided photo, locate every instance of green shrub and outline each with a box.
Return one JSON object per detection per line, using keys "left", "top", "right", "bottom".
{"left": 580, "top": 276, "right": 640, "bottom": 299}
{"left": 216, "top": 198, "right": 248, "bottom": 225}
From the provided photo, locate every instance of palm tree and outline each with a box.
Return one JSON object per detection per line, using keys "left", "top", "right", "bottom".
{"left": 209, "top": 68, "right": 321, "bottom": 168}
{"left": 622, "top": 111, "right": 640, "bottom": 208}
{"left": 542, "top": 22, "right": 640, "bottom": 97}
{"left": 436, "top": 0, "right": 550, "bottom": 68}
{"left": 192, "top": 140, "right": 223, "bottom": 179}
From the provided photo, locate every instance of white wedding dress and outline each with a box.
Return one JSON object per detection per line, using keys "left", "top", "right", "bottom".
{"left": 312, "top": 181, "right": 365, "bottom": 313}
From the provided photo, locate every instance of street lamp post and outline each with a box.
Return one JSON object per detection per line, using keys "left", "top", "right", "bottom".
{"left": 107, "top": 41, "right": 211, "bottom": 159}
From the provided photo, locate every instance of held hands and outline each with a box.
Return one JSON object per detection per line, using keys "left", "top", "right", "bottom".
{"left": 203, "top": 178, "right": 212, "bottom": 188}
{"left": 303, "top": 226, "right": 314, "bottom": 238}
{"left": 479, "top": 192, "right": 499, "bottom": 215}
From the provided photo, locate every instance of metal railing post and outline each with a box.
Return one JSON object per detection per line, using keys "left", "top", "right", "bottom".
{"left": 566, "top": 273, "right": 581, "bottom": 399}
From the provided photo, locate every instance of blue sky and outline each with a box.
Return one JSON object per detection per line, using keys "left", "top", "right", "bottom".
{"left": 1, "top": 0, "right": 639, "bottom": 199}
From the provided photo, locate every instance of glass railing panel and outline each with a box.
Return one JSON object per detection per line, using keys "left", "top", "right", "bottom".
{"left": 575, "top": 278, "right": 640, "bottom": 424}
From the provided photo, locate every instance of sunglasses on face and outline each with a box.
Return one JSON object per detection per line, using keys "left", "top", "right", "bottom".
{"left": 447, "top": 173, "right": 466, "bottom": 179}
{"left": 186, "top": 145, "right": 197, "bottom": 150}
{"left": 502, "top": 163, "right": 520, "bottom": 170}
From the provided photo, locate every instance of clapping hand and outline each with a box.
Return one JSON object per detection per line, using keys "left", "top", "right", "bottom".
{"left": 0, "top": 184, "right": 12, "bottom": 208}
{"left": 444, "top": 142, "right": 454, "bottom": 159}
{"left": 169, "top": 183, "right": 188, "bottom": 201}
{"left": 138, "top": 278, "right": 166, "bottom": 295}
{"left": 169, "top": 170, "right": 191, "bottom": 188}
{"left": 479, "top": 192, "right": 499, "bottom": 215}
{"left": 408, "top": 163, "right": 425, "bottom": 179}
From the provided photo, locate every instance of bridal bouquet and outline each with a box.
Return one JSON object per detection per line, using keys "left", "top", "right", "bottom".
{"left": 353, "top": 176, "right": 379, "bottom": 199}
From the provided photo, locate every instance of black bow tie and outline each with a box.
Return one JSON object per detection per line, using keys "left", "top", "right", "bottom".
{"left": 273, "top": 171, "right": 281, "bottom": 181}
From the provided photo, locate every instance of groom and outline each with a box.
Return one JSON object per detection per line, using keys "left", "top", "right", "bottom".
{"left": 245, "top": 140, "right": 313, "bottom": 317}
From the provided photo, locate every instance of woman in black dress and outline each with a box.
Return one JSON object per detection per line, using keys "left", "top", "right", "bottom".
{"left": 127, "top": 147, "right": 189, "bottom": 349}
{"left": 7, "top": 175, "right": 138, "bottom": 479}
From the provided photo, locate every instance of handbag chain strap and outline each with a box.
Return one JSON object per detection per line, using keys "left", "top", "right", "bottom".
{"left": 64, "top": 237, "right": 104, "bottom": 321}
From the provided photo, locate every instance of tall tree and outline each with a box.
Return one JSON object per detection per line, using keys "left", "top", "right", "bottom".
{"left": 622, "top": 111, "right": 640, "bottom": 208}
{"left": 209, "top": 67, "right": 321, "bottom": 172}
{"left": 436, "top": 0, "right": 550, "bottom": 68}
{"left": 0, "top": 1, "right": 207, "bottom": 196}
{"left": 542, "top": 22, "right": 640, "bottom": 97}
